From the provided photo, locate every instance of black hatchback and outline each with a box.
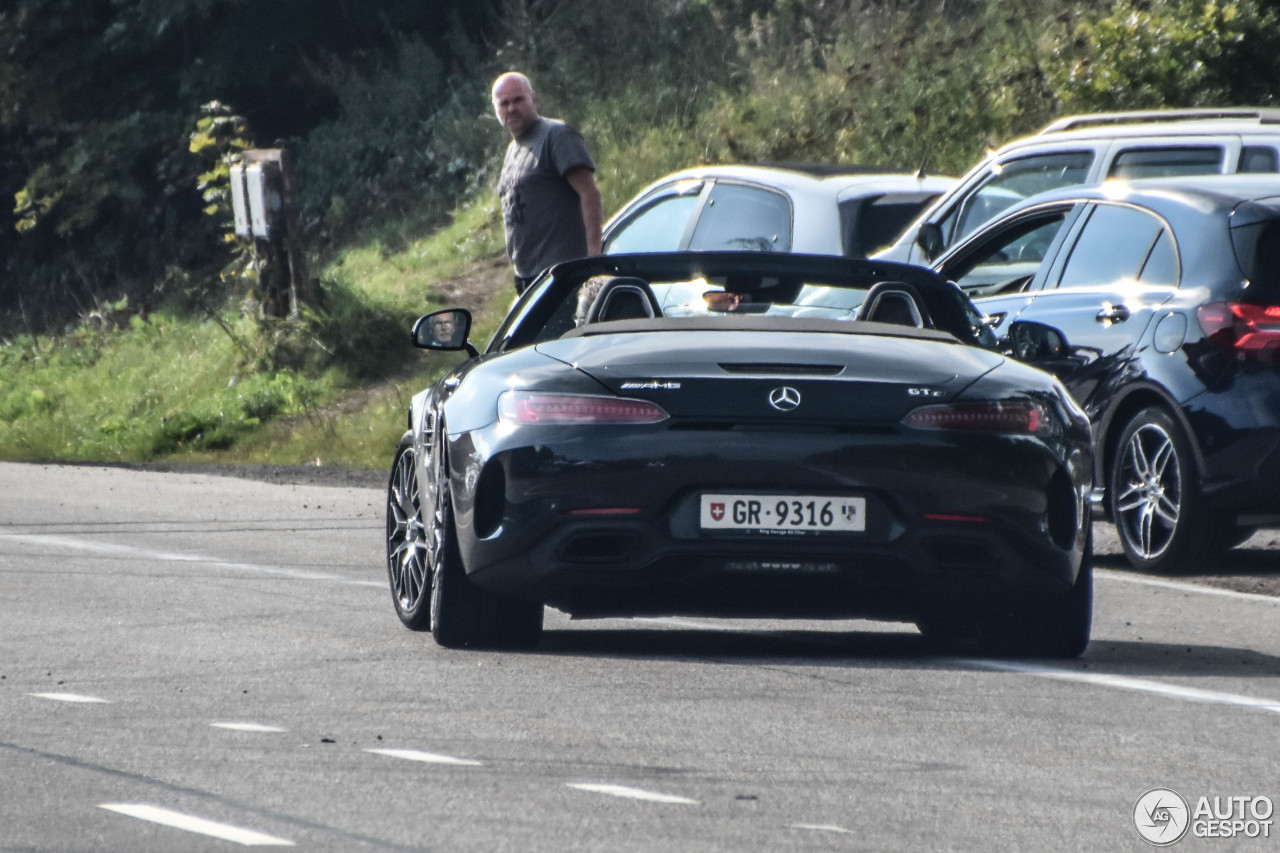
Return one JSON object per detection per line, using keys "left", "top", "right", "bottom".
{"left": 934, "top": 175, "right": 1280, "bottom": 573}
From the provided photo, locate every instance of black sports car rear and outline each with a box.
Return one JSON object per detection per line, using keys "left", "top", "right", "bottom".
{"left": 386, "top": 252, "right": 1094, "bottom": 656}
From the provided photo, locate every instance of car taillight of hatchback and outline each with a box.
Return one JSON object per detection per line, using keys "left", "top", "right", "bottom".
{"left": 1197, "top": 302, "right": 1280, "bottom": 360}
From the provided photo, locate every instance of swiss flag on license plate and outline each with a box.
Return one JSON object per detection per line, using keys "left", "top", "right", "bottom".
{"left": 710, "top": 502, "right": 725, "bottom": 521}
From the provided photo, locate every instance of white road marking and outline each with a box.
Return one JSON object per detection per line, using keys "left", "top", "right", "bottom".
{"left": 0, "top": 533, "right": 382, "bottom": 588}
{"left": 365, "top": 748, "right": 482, "bottom": 766}
{"left": 211, "top": 722, "right": 287, "bottom": 733}
{"left": 790, "top": 823, "right": 855, "bottom": 834}
{"left": 636, "top": 616, "right": 737, "bottom": 631}
{"left": 967, "top": 659, "right": 1280, "bottom": 715}
{"left": 27, "top": 692, "right": 109, "bottom": 704}
{"left": 1097, "top": 568, "right": 1280, "bottom": 604}
{"left": 99, "top": 803, "right": 294, "bottom": 846}
{"left": 566, "top": 783, "right": 698, "bottom": 805}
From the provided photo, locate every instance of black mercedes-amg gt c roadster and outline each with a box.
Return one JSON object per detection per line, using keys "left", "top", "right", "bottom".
{"left": 386, "top": 252, "right": 1094, "bottom": 656}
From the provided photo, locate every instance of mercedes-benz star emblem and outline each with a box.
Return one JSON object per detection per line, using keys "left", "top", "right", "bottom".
{"left": 768, "top": 386, "right": 801, "bottom": 412}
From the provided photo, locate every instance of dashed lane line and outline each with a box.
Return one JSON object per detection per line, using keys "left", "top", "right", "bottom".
{"left": 1097, "top": 568, "right": 1280, "bottom": 604}
{"left": 0, "top": 533, "right": 383, "bottom": 588}
{"left": 566, "top": 783, "right": 699, "bottom": 805}
{"left": 27, "top": 693, "right": 109, "bottom": 704}
{"left": 790, "top": 823, "right": 856, "bottom": 834}
{"left": 99, "top": 803, "right": 294, "bottom": 846}
{"left": 365, "top": 748, "right": 483, "bottom": 766}
{"left": 211, "top": 722, "right": 288, "bottom": 733}
{"left": 966, "top": 658, "right": 1280, "bottom": 716}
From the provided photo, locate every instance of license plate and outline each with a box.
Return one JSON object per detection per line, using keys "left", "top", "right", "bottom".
{"left": 700, "top": 494, "right": 866, "bottom": 532}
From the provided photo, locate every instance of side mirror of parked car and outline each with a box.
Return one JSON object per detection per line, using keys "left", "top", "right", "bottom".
{"left": 916, "top": 222, "right": 945, "bottom": 261}
{"left": 412, "top": 309, "right": 476, "bottom": 356}
{"left": 1007, "top": 320, "right": 1066, "bottom": 360}
{"left": 1006, "top": 320, "right": 1100, "bottom": 372}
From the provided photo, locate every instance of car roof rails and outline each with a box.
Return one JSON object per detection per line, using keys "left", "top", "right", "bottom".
{"left": 1039, "top": 107, "right": 1280, "bottom": 134}
{"left": 755, "top": 162, "right": 910, "bottom": 177}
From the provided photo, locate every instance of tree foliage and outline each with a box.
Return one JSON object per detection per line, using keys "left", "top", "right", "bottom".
{"left": 1, "top": 0, "right": 1278, "bottom": 338}
{"left": 0, "top": 0, "right": 502, "bottom": 331}
{"left": 1050, "top": 0, "right": 1280, "bottom": 111}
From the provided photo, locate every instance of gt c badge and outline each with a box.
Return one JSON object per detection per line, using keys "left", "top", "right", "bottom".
{"left": 768, "top": 386, "right": 801, "bottom": 412}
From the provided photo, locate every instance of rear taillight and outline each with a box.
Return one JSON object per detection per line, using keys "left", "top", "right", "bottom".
{"left": 1197, "top": 302, "right": 1280, "bottom": 358}
{"left": 498, "top": 391, "right": 669, "bottom": 425}
{"left": 902, "top": 400, "right": 1046, "bottom": 434}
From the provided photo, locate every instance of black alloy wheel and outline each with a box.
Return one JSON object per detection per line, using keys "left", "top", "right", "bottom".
{"left": 1110, "top": 407, "right": 1229, "bottom": 574}
{"left": 387, "top": 434, "right": 432, "bottom": 629}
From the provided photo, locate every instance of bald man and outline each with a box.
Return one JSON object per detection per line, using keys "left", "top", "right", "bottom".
{"left": 491, "top": 72, "right": 603, "bottom": 294}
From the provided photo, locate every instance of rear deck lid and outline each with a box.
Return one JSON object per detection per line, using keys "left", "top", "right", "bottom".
{"left": 535, "top": 323, "right": 1003, "bottom": 423}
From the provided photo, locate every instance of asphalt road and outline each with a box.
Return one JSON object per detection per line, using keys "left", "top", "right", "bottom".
{"left": 1, "top": 462, "right": 1278, "bottom": 852}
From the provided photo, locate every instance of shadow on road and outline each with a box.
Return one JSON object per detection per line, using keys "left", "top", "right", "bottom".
{"left": 527, "top": 624, "right": 1280, "bottom": 682}
{"left": 534, "top": 625, "right": 929, "bottom": 662}
{"left": 1080, "top": 639, "right": 1280, "bottom": 678}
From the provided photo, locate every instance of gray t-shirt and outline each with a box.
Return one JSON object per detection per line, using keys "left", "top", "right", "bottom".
{"left": 498, "top": 117, "right": 595, "bottom": 279}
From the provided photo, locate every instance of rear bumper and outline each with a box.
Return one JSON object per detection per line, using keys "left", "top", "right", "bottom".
{"left": 445, "top": 423, "right": 1091, "bottom": 620}
{"left": 1186, "top": 377, "right": 1280, "bottom": 516}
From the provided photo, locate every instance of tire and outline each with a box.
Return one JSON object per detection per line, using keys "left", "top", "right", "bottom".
{"left": 1109, "top": 407, "right": 1229, "bottom": 574}
{"left": 1231, "top": 526, "right": 1258, "bottom": 548}
{"left": 386, "top": 434, "right": 431, "bottom": 630}
{"left": 424, "top": 429, "right": 543, "bottom": 650}
{"left": 919, "top": 527, "right": 1093, "bottom": 659}
{"left": 919, "top": 564, "right": 1092, "bottom": 659}
{"left": 1014, "top": 555, "right": 1092, "bottom": 658}
{"left": 429, "top": 504, "right": 544, "bottom": 650}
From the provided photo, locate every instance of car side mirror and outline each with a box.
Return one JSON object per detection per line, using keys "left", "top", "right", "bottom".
{"left": 1007, "top": 320, "right": 1067, "bottom": 361}
{"left": 412, "top": 309, "right": 474, "bottom": 353}
{"left": 916, "top": 222, "right": 945, "bottom": 261}
{"left": 1006, "top": 321, "right": 1101, "bottom": 373}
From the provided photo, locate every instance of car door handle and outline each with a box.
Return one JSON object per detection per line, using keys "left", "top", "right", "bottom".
{"left": 1096, "top": 304, "right": 1131, "bottom": 324}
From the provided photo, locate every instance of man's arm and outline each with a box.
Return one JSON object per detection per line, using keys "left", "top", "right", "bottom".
{"left": 565, "top": 166, "right": 603, "bottom": 256}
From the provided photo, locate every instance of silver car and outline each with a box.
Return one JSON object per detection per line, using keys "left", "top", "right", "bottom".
{"left": 604, "top": 164, "right": 956, "bottom": 260}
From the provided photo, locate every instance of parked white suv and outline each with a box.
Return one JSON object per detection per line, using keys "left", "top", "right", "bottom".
{"left": 878, "top": 107, "right": 1280, "bottom": 264}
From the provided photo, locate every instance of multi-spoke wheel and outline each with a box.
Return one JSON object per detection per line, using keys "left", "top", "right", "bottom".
{"left": 387, "top": 434, "right": 431, "bottom": 629}
{"left": 1110, "top": 407, "right": 1228, "bottom": 574}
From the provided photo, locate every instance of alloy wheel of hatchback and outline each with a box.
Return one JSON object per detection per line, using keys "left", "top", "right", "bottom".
{"left": 386, "top": 436, "right": 432, "bottom": 629}
{"left": 1110, "top": 407, "right": 1227, "bottom": 574}
{"left": 1114, "top": 419, "right": 1182, "bottom": 563}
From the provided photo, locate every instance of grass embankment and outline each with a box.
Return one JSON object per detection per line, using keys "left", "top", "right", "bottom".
{"left": 0, "top": 199, "right": 513, "bottom": 472}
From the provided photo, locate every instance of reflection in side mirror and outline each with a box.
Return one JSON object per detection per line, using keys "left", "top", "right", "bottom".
{"left": 1007, "top": 320, "right": 1067, "bottom": 361}
{"left": 412, "top": 309, "right": 473, "bottom": 351}
{"left": 916, "top": 222, "right": 944, "bottom": 261}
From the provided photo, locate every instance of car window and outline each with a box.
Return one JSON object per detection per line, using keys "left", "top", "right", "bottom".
{"left": 687, "top": 183, "right": 792, "bottom": 252}
{"left": 605, "top": 189, "right": 703, "bottom": 254}
{"left": 946, "top": 212, "right": 1072, "bottom": 297}
{"left": 1055, "top": 204, "right": 1165, "bottom": 289}
{"left": 1108, "top": 146, "right": 1223, "bottom": 179}
{"left": 839, "top": 192, "right": 941, "bottom": 258}
{"left": 1138, "top": 229, "right": 1179, "bottom": 286}
{"left": 1240, "top": 146, "right": 1280, "bottom": 173}
{"left": 941, "top": 151, "right": 1093, "bottom": 250}
{"left": 1232, "top": 220, "right": 1280, "bottom": 299}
